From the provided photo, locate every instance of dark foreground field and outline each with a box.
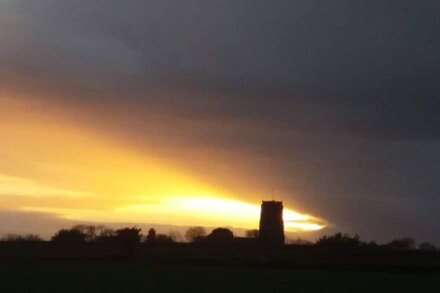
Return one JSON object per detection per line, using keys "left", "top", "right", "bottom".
{"left": 1, "top": 260, "right": 439, "bottom": 292}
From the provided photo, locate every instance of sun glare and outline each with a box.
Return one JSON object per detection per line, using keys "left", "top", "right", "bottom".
{"left": 0, "top": 97, "right": 326, "bottom": 232}
{"left": 116, "top": 196, "right": 325, "bottom": 232}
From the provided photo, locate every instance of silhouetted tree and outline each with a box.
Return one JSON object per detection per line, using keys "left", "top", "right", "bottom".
{"left": 25, "top": 234, "right": 44, "bottom": 242}
{"left": 60, "top": 225, "right": 117, "bottom": 243}
{"left": 71, "top": 225, "right": 95, "bottom": 242}
{"left": 387, "top": 237, "right": 416, "bottom": 251}
{"left": 51, "top": 228, "right": 86, "bottom": 243}
{"left": 71, "top": 225, "right": 112, "bottom": 242}
{"left": 316, "top": 233, "right": 361, "bottom": 248}
{"left": 185, "top": 226, "right": 206, "bottom": 242}
{"left": 207, "top": 228, "right": 234, "bottom": 243}
{"left": 115, "top": 227, "right": 142, "bottom": 245}
{"left": 1, "top": 233, "right": 43, "bottom": 242}
{"left": 419, "top": 242, "right": 437, "bottom": 252}
{"left": 245, "top": 229, "right": 259, "bottom": 238}
{"left": 94, "top": 228, "right": 116, "bottom": 243}
{"left": 146, "top": 228, "right": 156, "bottom": 243}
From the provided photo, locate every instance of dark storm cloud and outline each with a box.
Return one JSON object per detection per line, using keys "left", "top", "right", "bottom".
{"left": 1, "top": 0, "right": 440, "bottom": 243}
{"left": 2, "top": 0, "right": 440, "bottom": 140}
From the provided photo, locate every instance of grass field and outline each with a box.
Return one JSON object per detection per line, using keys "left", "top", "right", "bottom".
{"left": 0, "top": 260, "right": 439, "bottom": 292}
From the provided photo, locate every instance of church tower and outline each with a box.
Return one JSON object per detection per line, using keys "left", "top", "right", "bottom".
{"left": 258, "top": 201, "right": 285, "bottom": 245}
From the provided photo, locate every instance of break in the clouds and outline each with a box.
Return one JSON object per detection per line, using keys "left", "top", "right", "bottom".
{"left": 0, "top": 1, "right": 440, "bottom": 243}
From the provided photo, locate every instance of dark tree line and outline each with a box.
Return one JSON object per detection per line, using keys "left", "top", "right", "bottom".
{"left": 47, "top": 225, "right": 236, "bottom": 245}
{"left": 315, "top": 233, "right": 437, "bottom": 251}
{"left": 0, "top": 226, "right": 437, "bottom": 252}
{"left": 51, "top": 226, "right": 145, "bottom": 245}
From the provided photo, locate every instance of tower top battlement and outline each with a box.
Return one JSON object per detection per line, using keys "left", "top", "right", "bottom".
{"left": 261, "top": 200, "right": 283, "bottom": 207}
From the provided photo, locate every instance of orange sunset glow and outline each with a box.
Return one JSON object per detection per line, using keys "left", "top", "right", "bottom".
{"left": 0, "top": 96, "right": 325, "bottom": 233}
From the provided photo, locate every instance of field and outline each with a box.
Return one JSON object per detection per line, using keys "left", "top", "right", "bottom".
{"left": 1, "top": 260, "right": 439, "bottom": 292}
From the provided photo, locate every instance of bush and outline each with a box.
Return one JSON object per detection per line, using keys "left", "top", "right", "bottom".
{"left": 206, "top": 228, "right": 234, "bottom": 243}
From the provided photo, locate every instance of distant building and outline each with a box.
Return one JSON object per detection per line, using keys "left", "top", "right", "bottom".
{"left": 258, "top": 201, "right": 285, "bottom": 245}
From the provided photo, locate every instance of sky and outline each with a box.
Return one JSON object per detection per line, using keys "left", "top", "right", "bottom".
{"left": 0, "top": 0, "right": 439, "bottom": 243}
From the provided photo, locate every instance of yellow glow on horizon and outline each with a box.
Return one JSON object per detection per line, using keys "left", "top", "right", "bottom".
{"left": 0, "top": 174, "right": 90, "bottom": 198}
{"left": 0, "top": 96, "right": 326, "bottom": 232}
{"left": 20, "top": 195, "right": 325, "bottom": 232}
{"left": 116, "top": 196, "right": 325, "bottom": 231}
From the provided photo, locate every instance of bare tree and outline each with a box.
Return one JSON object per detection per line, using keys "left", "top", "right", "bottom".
{"left": 1, "top": 233, "right": 43, "bottom": 242}
{"left": 185, "top": 226, "right": 206, "bottom": 242}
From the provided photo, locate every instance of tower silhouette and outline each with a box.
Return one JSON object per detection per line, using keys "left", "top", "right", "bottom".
{"left": 258, "top": 201, "right": 285, "bottom": 245}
